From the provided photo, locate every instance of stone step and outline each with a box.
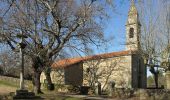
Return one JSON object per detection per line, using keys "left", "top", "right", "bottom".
{"left": 13, "top": 96, "right": 42, "bottom": 99}
{"left": 13, "top": 90, "right": 42, "bottom": 100}
{"left": 16, "top": 90, "right": 28, "bottom": 93}
{"left": 16, "top": 91, "right": 35, "bottom": 96}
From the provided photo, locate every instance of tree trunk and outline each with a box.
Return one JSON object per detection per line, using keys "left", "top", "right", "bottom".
{"left": 32, "top": 57, "right": 44, "bottom": 94}
{"left": 32, "top": 70, "right": 43, "bottom": 94}
{"left": 45, "top": 67, "right": 54, "bottom": 90}
{"left": 150, "top": 67, "right": 159, "bottom": 88}
{"left": 154, "top": 73, "right": 158, "bottom": 88}
{"left": 45, "top": 72, "right": 52, "bottom": 84}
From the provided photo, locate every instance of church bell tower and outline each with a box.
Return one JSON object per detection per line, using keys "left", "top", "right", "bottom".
{"left": 126, "top": 0, "right": 141, "bottom": 51}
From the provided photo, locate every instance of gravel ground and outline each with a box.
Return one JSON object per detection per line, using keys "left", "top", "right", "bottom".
{"left": 0, "top": 84, "right": 16, "bottom": 95}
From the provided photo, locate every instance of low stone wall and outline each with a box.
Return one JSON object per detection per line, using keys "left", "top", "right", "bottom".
{"left": 166, "top": 71, "right": 170, "bottom": 89}
{"left": 111, "top": 88, "right": 170, "bottom": 100}
{"left": 135, "top": 89, "right": 170, "bottom": 100}
{"left": 0, "top": 75, "right": 32, "bottom": 89}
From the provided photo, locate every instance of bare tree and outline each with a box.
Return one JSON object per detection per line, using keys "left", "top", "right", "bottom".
{"left": 83, "top": 57, "right": 124, "bottom": 92}
{"left": 0, "top": 50, "right": 19, "bottom": 76}
{"left": 160, "top": 1, "right": 170, "bottom": 71}
{"left": 0, "top": 49, "right": 32, "bottom": 79}
{"left": 137, "top": 0, "right": 170, "bottom": 88}
{"left": 0, "top": 0, "right": 114, "bottom": 93}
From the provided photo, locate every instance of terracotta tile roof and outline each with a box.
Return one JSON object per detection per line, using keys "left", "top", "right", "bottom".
{"left": 51, "top": 57, "right": 84, "bottom": 69}
{"left": 51, "top": 50, "right": 136, "bottom": 69}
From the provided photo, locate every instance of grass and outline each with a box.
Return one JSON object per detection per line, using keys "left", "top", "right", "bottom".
{"left": 0, "top": 80, "right": 19, "bottom": 88}
{"left": 0, "top": 80, "right": 82, "bottom": 100}
{"left": 38, "top": 91, "right": 83, "bottom": 100}
{"left": 1, "top": 79, "right": 170, "bottom": 100}
{"left": 59, "top": 97, "right": 82, "bottom": 100}
{"left": 40, "top": 95, "right": 82, "bottom": 100}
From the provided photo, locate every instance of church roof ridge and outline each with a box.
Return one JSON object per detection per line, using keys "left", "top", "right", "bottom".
{"left": 51, "top": 50, "right": 137, "bottom": 68}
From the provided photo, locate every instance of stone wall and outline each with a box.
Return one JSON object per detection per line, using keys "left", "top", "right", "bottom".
{"left": 166, "top": 71, "right": 170, "bottom": 89}
{"left": 111, "top": 88, "right": 170, "bottom": 100}
{"left": 83, "top": 55, "right": 132, "bottom": 90}
{"left": 40, "top": 63, "right": 83, "bottom": 86}
{"left": 0, "top": 75, "right": 19, "bottom": 84}
{"left": 40, "top": 69, "right": 65, "bottom": 85}
{"left": 136, "top": 89, "right": 170, "bottom": 100}
{"left": 0, "top": 75, "right": 32, "bottom": 88}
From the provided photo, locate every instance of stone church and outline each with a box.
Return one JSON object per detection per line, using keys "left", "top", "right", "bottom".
{"left": 40, "top": 1, "right": 147, "bottom": 90}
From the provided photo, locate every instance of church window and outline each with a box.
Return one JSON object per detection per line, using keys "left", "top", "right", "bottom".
{"left": 86, "top": 68, "right": 90, "bottom": 73}
{"left": 129, "top": 28, "right": 134, "bottom": 38}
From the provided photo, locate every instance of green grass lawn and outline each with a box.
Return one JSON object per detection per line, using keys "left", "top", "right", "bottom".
{"left": 0, "top": 80, "right": 83, "bottom": 100}
{"left": 1, "top": 79, "right": 170, "bottom": 100}
{"left": 40, "top": 95, "right": 82, "bottom": 100}
{"left": 0, "top": 80, "right": 19, "bottom": 88}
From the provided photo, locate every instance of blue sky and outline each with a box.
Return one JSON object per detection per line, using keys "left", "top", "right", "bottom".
{"left": 96, "top": 0, "right": 130, "bottom": 54}
{"left": 0, "top": 0, "right": 153, "bottom": 77}
{"left": 0, "top": 0, "right": 131, "bottom": 55}
{"left": 98, "top": 0, "right": 153, "bottom": 77}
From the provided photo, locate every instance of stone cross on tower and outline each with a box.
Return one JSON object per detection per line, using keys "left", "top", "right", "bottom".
{"left": 131, "top": 0, "right": 134, "bottom": 3}
{"left": 131, "top": 0, "right": 135, "bottom": 6}
{"left": 126, "top": 0, "right": 141, "bottom": 51}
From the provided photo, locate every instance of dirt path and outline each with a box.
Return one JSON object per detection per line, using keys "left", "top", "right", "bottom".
{"left": 0, "top": 84, "right": 17, "bottom": 95}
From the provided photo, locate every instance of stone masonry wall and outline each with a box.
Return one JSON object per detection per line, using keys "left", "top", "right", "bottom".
{"left": 0, "top": 75, "right": 32, "bottom": 88}
{"left": 83, "top": 55, "right": 132, "bottom": 90}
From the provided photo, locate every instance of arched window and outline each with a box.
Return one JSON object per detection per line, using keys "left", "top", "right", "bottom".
{"left": 129, "top": 28, "right": 134, "bottom": 38}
